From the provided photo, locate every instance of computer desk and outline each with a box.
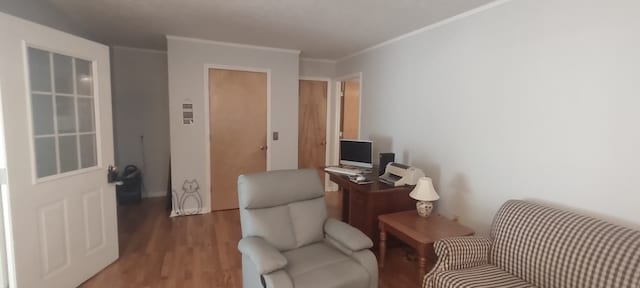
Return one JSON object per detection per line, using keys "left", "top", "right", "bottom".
{"left": 326, "top": 171, "right": 415, "bottom": 247}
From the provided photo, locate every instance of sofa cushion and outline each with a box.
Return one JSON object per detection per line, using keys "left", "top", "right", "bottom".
{"left": 431, "top": 265, "right": 534, "bottom": 288}
{"left": 283, "top": 243, "right": 369, "bottom": 288}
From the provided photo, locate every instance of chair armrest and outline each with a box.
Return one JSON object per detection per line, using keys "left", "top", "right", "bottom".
{"left": 324, "top": 218, "right": 373, "bottom": 251}
{"left": 262, "top": 270, "right": 293, "bottom": 288}
{"left": 238, "top": 237, "right": 288, "bottom": 274}
{"left": 423, "top": 236, "right": 492, "bottom": 288}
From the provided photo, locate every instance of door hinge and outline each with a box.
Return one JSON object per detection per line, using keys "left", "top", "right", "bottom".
{"left": 0, "top": 168, "right": 7, "bottom": 185}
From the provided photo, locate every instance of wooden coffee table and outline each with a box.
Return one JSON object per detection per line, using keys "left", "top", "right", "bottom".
{"left": 378, "top": 210, "right": 474, "bottom": 281}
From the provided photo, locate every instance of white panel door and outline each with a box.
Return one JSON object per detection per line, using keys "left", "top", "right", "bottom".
{"left": 0, "top": 12, "right": 118, "bottom": 288}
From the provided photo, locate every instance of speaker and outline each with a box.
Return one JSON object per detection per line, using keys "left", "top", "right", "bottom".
{"left": 378, "top": 153, "right": 395, "bottom": 176}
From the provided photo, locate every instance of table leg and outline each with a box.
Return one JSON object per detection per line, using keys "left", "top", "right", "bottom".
{"left": 379, "top": 224, "right": 386, "bottom": 268}
{"left": 417, "top": 246, "right": 428, "bottom": 283}
{"left": 341, "top": 188, "right": 350, "bottom": 222}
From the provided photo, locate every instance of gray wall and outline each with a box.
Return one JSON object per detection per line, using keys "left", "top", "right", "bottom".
{"left": 0, "top": 0, "right": 89, "bottom": 38}
{"left": 112, "top": 46, "right": 170, "bottom": 197}
{"left": 167, "top": 36, "right": 300, "bottom": 215}
{"left": 337, "top": 0, "right": 640, "bottom": 235}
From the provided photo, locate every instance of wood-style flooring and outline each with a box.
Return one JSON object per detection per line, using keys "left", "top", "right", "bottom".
{"left": 80, "top": 193, "right": 422, "bottom": 288}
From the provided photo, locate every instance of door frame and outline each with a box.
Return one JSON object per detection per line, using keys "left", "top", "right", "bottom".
{"left": 332, "top": 72, "right": 363, "bottom": 170}
{"left": 299, "top": 77, "right": 331, "bottom": 188}
{"left": 203, "top": 64, "right": 271, "bottom": 212}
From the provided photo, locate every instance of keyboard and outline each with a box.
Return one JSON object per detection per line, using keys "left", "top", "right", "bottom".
{"left": 324, "top": 166, "right": 362, "bottom": 176}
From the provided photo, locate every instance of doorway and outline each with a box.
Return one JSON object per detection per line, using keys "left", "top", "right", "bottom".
{"left": 208, "top": 68, "right": 268, "bottom": 211}
{"left": 298, "top": 79, "right": 329, "bottom": 183}
{"left": 341, "top": 78, "right": 360, "bottom": 140}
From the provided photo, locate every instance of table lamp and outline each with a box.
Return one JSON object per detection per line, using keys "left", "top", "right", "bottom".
{"left": 409, "top": 177, "right": 439, "bottom": 217}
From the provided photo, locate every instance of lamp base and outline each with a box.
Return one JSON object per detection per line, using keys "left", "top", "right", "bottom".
{"left": 416, "top": 201, "right": 433, "bottom": 217}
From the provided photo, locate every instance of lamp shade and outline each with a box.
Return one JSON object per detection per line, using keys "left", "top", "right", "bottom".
{"left": 409, "top": 177, "right": 439, "bottom": 202}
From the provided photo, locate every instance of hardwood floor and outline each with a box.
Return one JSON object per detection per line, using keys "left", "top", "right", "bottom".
{"left": 80, "top": 194, "right": 422, "bottom": 288}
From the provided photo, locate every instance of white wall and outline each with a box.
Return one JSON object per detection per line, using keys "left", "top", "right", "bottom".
{"left": 167, "top": 36, "right": 300, "bottom": 215}
{"left": 111, "top": 46, "right": 170, "bottom": 198}
{"left": 300, "top": 59, "right": 336, "bottom": 79}
{"left": 337, "top": 0, "right": 640, "bottom": 234}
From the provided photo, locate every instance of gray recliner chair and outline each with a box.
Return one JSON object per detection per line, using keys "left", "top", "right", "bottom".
{"left": 238, "top": 169, "right": 378, "bottom": 288}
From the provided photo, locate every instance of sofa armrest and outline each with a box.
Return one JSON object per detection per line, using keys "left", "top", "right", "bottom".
{"left": 238, "top": 237, "right": 288, "bottom": 274}
{"left": 423, "top": 236, "right": 492, "bottom": 288}
{"left": 324, "top": 218, "right": 373, "bottom": 251}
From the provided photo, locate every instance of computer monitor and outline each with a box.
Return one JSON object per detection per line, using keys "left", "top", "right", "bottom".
{"left": 339, "top": 139, "right": 373, "bottom": 168}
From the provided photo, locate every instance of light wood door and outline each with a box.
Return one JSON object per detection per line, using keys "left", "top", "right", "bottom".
{"left": 0, "top": 13, "right": 118, "bottom": 288}
{"left": 341, "top": 79, "right": 360, "bottom": 139}
{"left": 298, "top": 80, "right": 327, "bottom": 183}
{"left": 209, "top": 69, "right": 267, "bottom": 211}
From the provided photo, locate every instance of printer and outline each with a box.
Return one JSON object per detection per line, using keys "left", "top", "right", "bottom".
{"left": 379, "top": 162, "right": 425, "bottom": 186}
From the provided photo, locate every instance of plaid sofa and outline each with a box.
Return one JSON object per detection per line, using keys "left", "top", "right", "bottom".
{"left": 423, "top": 200, "right": 640, "bottom": 288}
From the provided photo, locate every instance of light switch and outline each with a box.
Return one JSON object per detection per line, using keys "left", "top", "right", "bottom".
{"left": 273, "top": 132, "right": 279, "bottom": 141}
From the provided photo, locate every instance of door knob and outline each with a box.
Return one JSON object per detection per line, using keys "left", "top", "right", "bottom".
{"left": 320, "top": 140, "right": 326, "bottom": 146}
{"left": 259, "top": 145, "right": 268, "bottom": 151}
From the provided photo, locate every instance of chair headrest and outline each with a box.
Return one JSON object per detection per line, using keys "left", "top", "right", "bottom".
{"left": 238, "top": 169, "right": 324, "bottom": 209}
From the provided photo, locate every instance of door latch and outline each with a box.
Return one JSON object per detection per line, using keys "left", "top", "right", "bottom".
{"left": 107, "top": 165, "right": 119, "bottom": 183}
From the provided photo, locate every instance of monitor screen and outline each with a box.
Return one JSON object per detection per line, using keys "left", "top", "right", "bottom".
{"left": 340, "top": 139, "right": 373, "bottom": 168}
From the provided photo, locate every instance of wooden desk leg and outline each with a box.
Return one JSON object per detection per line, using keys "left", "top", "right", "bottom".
{"left": 341, "top": 188, "right": 350, "bottom": 222}
{"left": 379, "top": 224, "right": 386, "bottom": 268}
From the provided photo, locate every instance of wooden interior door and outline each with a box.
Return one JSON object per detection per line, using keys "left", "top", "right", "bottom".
{"left": 298, "top": 80, "right": 327, "bottom": 183}
{"left": 209, "top": 69, "right": 267, "bottom": 211}
{"left": 341, "top": 79, "right": 360, "bottom": 139}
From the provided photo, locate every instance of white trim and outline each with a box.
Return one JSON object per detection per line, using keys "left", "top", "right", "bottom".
{"left": 300, "top": 58, "right": 337, "bottom": 64}
{"left": 331, "top": 73, "right": 363, "bottom": 177}
{"left": 335, "top": 72, "right": 363, "bottom": 139}
{"left": 337, "top": 0, "right": 514, "bottom": 62}
{"left": 167, "top": 35, "right": 301, "bottom": 55}
{"left": 299, "top": 76, "right": 331, "bottom": 82}
{"left": 143, "top": 190, "right": 166, "bottom": 198}
{"left": 111, "top": 45, "right": 167, "bottom": 54}
{"left": 204, "top": 64, "right": 271, "bottom": 213}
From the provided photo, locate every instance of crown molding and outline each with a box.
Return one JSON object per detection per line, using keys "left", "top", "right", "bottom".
{"left": 111, "top": 45, "right": 167, "bottom": 54}
{"left": 166, "top": 35, "right": 301, "bottom": 55}
{"left": 338, "top": 0, "right": 513, "bottom": 62}
{"left": 300, "top": 57, "right": 337, "bottom": 64}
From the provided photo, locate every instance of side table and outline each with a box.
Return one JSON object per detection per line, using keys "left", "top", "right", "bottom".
{"left": 378, "top": 210, "right": 474, "bottom": 282}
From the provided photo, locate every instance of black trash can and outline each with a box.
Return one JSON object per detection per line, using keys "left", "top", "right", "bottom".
{"left": 116, "top": 165, "right": 142, "bottom": 204}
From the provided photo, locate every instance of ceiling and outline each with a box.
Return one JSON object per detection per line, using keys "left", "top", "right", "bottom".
{"left": 47, "top": 0, "right": 496, "bottom": 59}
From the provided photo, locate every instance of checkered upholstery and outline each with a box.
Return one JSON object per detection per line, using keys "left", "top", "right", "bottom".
{"left": 423, "top": 200, "right": 640, "bottom": 288}
{"left": 430, "top": 265, "right": 535, "bottom": 288}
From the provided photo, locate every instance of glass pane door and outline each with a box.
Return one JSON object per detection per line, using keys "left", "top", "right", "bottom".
{"left": 27, "top": 47, "right": 98, "bottom": 179}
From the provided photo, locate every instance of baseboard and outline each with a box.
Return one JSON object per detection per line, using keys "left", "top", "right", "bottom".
{"left": 144, "top": 190, "right": 166, "bottom": 198}
{"left": 170, "top": 208, "right": 208, "bottom": 217}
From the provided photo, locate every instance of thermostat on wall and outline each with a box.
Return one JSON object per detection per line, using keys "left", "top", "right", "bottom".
{"left": 183, "top": 103, "right": 194, "bottom": 125}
